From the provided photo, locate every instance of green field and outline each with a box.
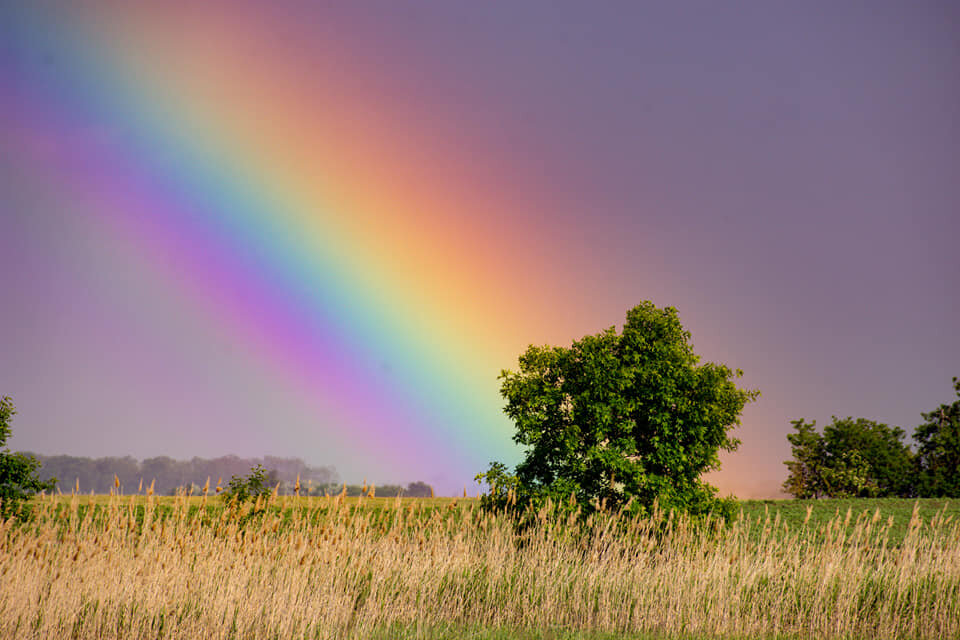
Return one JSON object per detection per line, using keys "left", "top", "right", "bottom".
{"left": 44, "top": 493, "right": 958, "bottom": 546}
{"left": 739, "top": 497, "right": 958, "bottom": 545}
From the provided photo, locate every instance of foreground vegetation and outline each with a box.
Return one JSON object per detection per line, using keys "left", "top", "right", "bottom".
{"left": 1, "top": 494, "right": 957, "bottom": 639}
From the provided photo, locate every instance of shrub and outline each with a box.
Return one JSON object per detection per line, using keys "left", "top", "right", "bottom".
{"left": 221, "top": 464, "right": 272, "bottom": 504}
{"left": 0, "top": 396, "right": 55, "bottom": 519}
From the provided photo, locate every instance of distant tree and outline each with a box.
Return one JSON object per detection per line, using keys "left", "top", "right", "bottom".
{"left": 823, "top": 417, "right": 915, "bottom": 497}
{"left": 819, "top": 449, "right": 876, "bottom": 498}
{"left": 374, "top": 484, "right": 401, "bottom": 497}
{"left": 0, "top": 397, "right": 56, "bottom": 518}
{"left": 914, "top": 377, "right": 960, "bottom": 497}
{"left": 404, "top": 481, "right": 434, "bottom": 498}
{"left": 142, "top": 456, "right": 179, "bottom": 493}
{"left": 94, "top": 456, "right": 139, "bottom": 493}
{"left": 32, "top": 454, "right": 339, "bottom": 496}
{"left": 221, "top": 465, "right": 272, "bottom": 504}
{"left": 31, "top": 454, "right": 90, "bottom": 492}
{"left": 782, "top": 417, "right": 914, "bottom": 498}
{"left": 782, "top": 419, "right": 825, "bottom": 498}
{"left": 479, "top": 302, "right": 757, "bottom": 517}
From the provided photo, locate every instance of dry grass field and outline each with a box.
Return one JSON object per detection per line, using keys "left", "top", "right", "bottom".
{"left": 1, "top": 492, "right": 958, "bottom": 639}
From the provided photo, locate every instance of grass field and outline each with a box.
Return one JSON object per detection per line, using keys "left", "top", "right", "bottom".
{"left": 740, "top": 497, "right": 959, "bottom": 546}
{"left": 1, "top": 493, "right": 957, "bottom": 639}
{"left": 44, "top": 493, "right": 959, "bottom": 547}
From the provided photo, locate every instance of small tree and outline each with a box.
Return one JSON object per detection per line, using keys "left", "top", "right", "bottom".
{"left": 782, "top": 419, "right": 825, "bottom": 498}
{"left": 0, "top": 397, "right": 55, "bottom": 518}
{"left": 221, "top": 465, "right": 272, "bottom": 504}
{"left": 914, "top": 377, "right": 960, "bottom": 497}
{"left": 479, "top": 302, "right": 757, "bottom": 517}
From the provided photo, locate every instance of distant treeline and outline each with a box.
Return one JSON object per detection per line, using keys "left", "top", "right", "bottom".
{"left": 783, "top": 377, "right": 960, "bottom": 499}
{"left": 28, "top": 454, "right": 434, "bottom": 498}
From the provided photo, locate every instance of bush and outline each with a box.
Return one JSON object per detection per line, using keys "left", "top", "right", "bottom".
{"left": 221, "top": 464, "right": 272, "bottom": 504}
{"left": 0, "top": 397, "right": 55, "bottom": 519}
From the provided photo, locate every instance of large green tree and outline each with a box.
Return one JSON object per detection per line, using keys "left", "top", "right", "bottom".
{"left": 480, "top": 302, "right": 757, "bottom": 517}
{"left": 914, "top": 377, "right": 960, "bottom": 497}
{"left": 782, "top": 417, "right": 914, "bottom": 498}
{"left": 0, "top": 397, "right": 55, "bottom": 518}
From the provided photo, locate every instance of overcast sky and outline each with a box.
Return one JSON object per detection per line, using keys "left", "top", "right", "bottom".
{"left": 2, "top": 1, "right": 958, "bottom": 496}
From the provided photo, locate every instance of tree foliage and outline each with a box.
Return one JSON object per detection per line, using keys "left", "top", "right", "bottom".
{"left": 221, "top": 465, "right": 273, "bottom": 504}
{"left": 0, "top": 397, "right": 55, "bottom": 518}
{"left": 782, "top": 419, "right": 824, "bottom": 499}
{"left": 914, "top": 377, "right": 960, "bottom": 497}
{"left": 479, "top": 302, "right": 757, "bottom": 517}
{"left": 782, "top": 417, "right": 914, "bottom": 498}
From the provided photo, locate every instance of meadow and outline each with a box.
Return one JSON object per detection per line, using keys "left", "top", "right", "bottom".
{"left": 1, "top": 493, "right": 957, "bottom": 639}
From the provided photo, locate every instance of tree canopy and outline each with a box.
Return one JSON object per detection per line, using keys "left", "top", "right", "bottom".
{"left": 782, "top": 417, "right": 914, "bottom": 499}
{"left": 914, "top": 377, "right": 960, "bottom": 498}
{"left": 783, "top": 377, "right": 960, "bottom": 499}
{"left": 480, "top": 302, "right": 757, "bottom": 517}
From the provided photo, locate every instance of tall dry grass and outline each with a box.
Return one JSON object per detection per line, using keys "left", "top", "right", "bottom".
{"left": 1, "top": 492, "right": 957, "bottom": 639}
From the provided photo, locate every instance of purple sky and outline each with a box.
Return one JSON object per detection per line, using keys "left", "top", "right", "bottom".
{"left": 1, "top": 1, "right": 958, "bottom": 496}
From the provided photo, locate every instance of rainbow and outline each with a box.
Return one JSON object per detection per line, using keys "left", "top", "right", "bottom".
{"left": 2, "top": 3, "right": 530, "bottom": 492}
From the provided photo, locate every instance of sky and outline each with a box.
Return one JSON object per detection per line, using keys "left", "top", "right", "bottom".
{"left": 1, "top": 1, "right": 957, "bottom": 497}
